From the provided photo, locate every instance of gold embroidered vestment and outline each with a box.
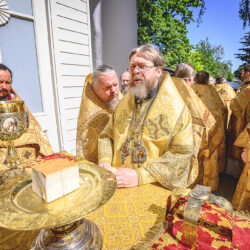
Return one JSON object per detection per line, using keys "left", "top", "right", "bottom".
{"left": 232, "top": 123, "right": 250, "bottom": 212}
{"left": 172, "top": 77, "right": 219, "bottom": 190}
{"left": 192, "top": 84, "right": 227, "bottom": 179}
{"left": 76, "top": 74, "right": 122, "bottom": 164}
{"left": 98, "top": 73, "right": 194, "bottom": 190}
{"left": 228, "top": 85, "right": 250, "bottom": 160}
{"left": 214, "top": 83, "right": 236, "bottom": 128}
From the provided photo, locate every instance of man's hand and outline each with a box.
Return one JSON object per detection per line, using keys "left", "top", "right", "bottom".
{"left": 114, "top": 168, "right": 138, "bottom": 188}
{"left": 99, "top": 161, "right": 112, "bottom": 169}
{"left": 99, "top": 162, "right": 117, "bottom": 173}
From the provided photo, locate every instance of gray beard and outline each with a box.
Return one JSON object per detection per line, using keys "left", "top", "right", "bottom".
{"left": 128, "top": 83, "right": 148, "bottom": 99}
{"left": 107, "top": 98, "right": 119, "bottom": 110}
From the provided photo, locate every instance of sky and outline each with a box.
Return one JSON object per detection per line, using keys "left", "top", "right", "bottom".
{"left": 186, "top": 0, "right": 249, "bottom": 72}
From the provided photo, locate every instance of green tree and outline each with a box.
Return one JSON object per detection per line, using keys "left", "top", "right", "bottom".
{"left": 234, "top": 66, "right": 242, "bottom": 80}
{"left": 233, "top": 0, "right": 250, "bottom": 79}
{"left": 234, "top": 31, "right": 249, "bottom": 79}
{"left": 137, "top": 0, "right": 205, "bottom": 67}
{"left": 188, "top": 38, "right": 234, "bottom": 81}
{"left": 235, "top": 31, "right": 250, "bottom": 64}
{"left": 239, "top": 0, "right": 250, "bottom": 28}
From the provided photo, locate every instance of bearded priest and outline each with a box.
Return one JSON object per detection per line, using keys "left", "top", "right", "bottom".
{"left": 76, "top": 65, "right": 122, "bottom": 164}
{"left": 98, "top": 44, "right": 194, "bottom": 190}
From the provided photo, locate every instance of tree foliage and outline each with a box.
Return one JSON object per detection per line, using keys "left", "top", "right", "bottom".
{"left": 234, "top": 66, "right": 242, "bottom": 80}
{"left": 239, "top": 0, "right": 250, "bottom": 28}
{"left": 234, "top": 1, "right": 250, "bottom": 79}
{"left": 235, "top": 32, "right": 250, "bottom": 64}
{"left": 136, "top": 1, "right": 234, "bottom": 81}
{"left": 137, "top": 0, "right": 205, "bottom": 67}
{"left": 188, "top": 38, "right": 234, "bottom": 81}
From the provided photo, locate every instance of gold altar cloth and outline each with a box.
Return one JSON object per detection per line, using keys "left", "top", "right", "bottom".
{"left": 86, "top": 183, "right": 171, "bottom": 249}
{"left": 0, "top": 183, "right": 171, "bottom": 249}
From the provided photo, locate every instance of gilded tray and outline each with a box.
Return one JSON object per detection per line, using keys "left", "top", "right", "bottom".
{"left": 0, "top": 163, "right": 116, "bottom": 231}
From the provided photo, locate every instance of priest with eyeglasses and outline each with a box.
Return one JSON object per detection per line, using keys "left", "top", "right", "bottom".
{"left": 98, "top": 43, "right": 195, "bottom": 190}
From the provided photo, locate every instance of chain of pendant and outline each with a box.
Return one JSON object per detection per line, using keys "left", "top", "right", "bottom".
{"left": 129, "top": 95, "right": 157, "bottom": 142}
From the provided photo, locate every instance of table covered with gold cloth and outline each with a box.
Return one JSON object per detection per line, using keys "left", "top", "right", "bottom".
{"left": 86, "top": 184, "right": 171, "bottom": 249}
{"left": 0, "top": 182, "right": 171, "bottom": 249}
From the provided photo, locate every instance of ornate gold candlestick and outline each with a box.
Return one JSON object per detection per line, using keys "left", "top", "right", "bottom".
{"left": 0, "top": 100, "right": 29, "bottom": 166}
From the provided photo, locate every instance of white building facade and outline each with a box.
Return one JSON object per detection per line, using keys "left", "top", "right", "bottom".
{"left": 0, "top": 0, "right": 137, "bottom": 154}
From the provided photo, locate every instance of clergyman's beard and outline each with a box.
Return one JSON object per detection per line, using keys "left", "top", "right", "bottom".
{"left": 0, "top": 89, "right": 10, "bottom": 101}
{"left": 129, "top": 79, "right": 148, "bottom": 99}
{"left": 107, "top": 97, "right": 119, "bottom": 110}
{"left": 242, "top": 75, "right": 248, "bottom": 84}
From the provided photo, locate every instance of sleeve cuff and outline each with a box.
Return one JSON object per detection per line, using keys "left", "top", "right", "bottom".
{"left": 98, "top": 157, "right": 112, "bottom": 165}
{"left": 135, "top": 167, "right": 156, "bottom": 185}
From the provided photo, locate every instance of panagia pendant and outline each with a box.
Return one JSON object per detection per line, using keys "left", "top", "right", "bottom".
{"left": 133, "top": 141, "right": 147, "bottom": 167}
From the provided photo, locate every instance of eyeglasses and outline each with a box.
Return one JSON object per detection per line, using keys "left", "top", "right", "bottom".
{"left": 129, "top": 65, "right": 155, "bottom": 73}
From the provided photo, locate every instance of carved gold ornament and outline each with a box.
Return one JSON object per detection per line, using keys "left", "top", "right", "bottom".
{"left": 0, "top": 0, "right": 10, "bottom": 27}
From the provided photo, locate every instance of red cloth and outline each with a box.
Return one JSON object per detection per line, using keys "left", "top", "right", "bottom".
{"left": 150, "top": 195, "right": 250, "bottom": 249}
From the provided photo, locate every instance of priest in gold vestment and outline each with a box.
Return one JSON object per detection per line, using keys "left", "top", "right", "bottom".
{"left": 191, "top": 71, "right": 227, "bottom": 191}
{"left": 236, "top": 64, "right": 250, "bottom": 95}
{"left": 232, "top": 123, "right": 250, "bottom": 212}
{"left": 215, "top": 75, "right": 236, "bottom": 128}
{"left": 227, "top": 65, "right": 250, "bottom": 178}
{"left": 173, "top": 63, "right": 222, "bottom": 191}
{"left": 76, "top": 65, "right": 121, "bottom": 164}
{"left": 98, "top": 44, "right": 194, "bottom": 190}
{"left": 0, "top": 64, "right": 53, "bottom": 165}
{"left": 0, "top": 64, "right": 53, "bottom": 249}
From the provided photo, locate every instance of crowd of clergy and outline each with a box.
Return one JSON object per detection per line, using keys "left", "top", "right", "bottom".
{"left": 76, "top": 45, "right": 249, "bottom": 213}
{"left": 0, "top": 44, "right": 249, "bottom": 215}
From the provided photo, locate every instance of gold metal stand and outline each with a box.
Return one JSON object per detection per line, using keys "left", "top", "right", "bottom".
{"left": 5, "top": 140, "right": 19, "bottom": 166}
{"left": 0, "top": 163, "right": 116, "bottom": 250}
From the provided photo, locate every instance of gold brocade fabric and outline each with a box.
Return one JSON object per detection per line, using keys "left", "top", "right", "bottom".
{"left": 228, "top": 85, "right": 250, "bottom": 160}
{"left": 99, "top": 72, "right": 194, "bottom": 189}
{"left": 236, "top": 83, "right": 249, "bottom": 95}
{"left": 203, "top": 150, "right": 219, "bottom": 190}
{"left": 0, "top": 89, "right": 53, "bottom": 164}
{"left": 232, "top": 123, "right": 250, "bottom": 212}
{"left": 0, "top": 229, "right": 38, "bottom": 250}
{"left": 214, "top": 83, "right": 236, "bottom": 128}
{"left": 192, "top": 84, "right": 227, "bottom": 176}
{"left": 76, "top": 74, "right": 122, "bottom": 164}
{"left": 172, "top": 77, "right": 217, "bottom": 188}
{"left": 86, "top": 183, "right": 172, "bottom": 250}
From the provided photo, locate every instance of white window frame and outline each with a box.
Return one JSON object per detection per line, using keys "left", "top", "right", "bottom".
{"left": 5, "top": 1, "right": 62, "bottom": 151}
